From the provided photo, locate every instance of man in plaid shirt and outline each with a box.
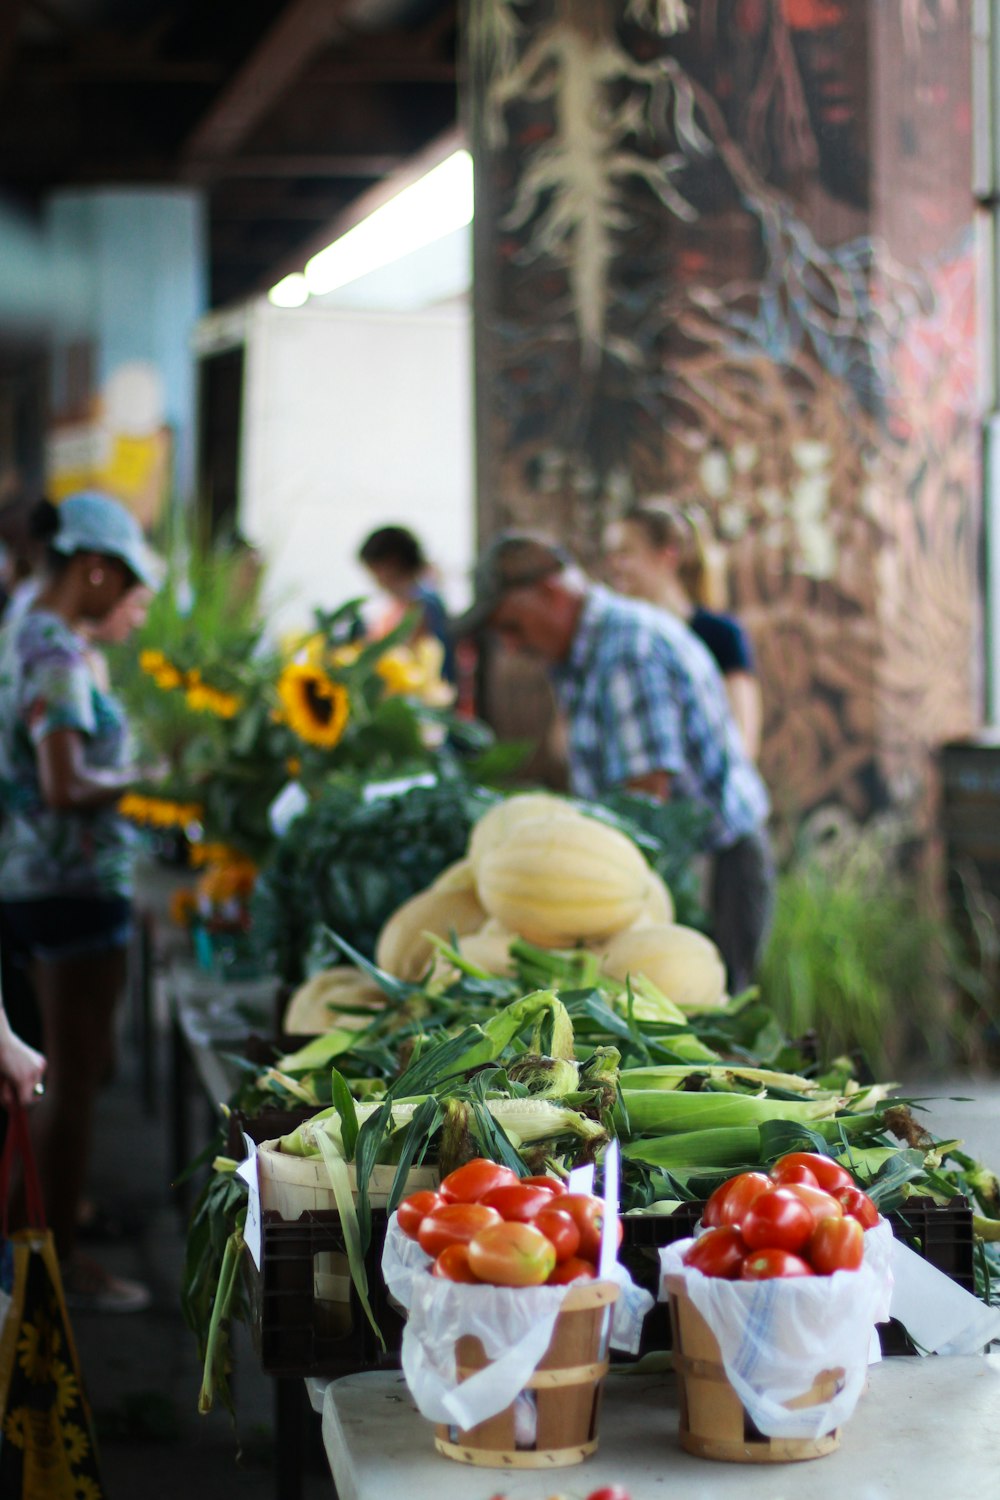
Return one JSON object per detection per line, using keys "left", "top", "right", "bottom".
{"left": 455, "top": 533, "right": 773, "bottom": 991}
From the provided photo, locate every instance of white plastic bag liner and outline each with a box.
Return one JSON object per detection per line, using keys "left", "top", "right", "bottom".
{"left": 659, "top": 1219, "right": 895, "bottom": 1440}
{"left": 888, "top": 1237, "right": 1000, "bottom": 1354}
{"left": 381, "top": 1214, "right": 653, "bottom": 1431}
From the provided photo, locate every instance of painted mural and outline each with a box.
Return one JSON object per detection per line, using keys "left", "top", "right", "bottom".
{"left": 470, "top": 0, "right": 980, "bottom": 832}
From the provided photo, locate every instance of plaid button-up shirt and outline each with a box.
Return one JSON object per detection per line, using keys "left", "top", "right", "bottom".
{"left": 552, "top": 586, "right": 769, "bottom": 851}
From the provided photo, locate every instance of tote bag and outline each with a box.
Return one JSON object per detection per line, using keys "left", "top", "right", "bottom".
{"left": 0, "top": 1100, "right": 106, "bottom": 1499}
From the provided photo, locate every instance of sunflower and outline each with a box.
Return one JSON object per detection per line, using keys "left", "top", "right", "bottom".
{"left": 276, "top": 663, "right": 350, "bottom": 749}
{"left": 169, "top": 887, "right": 198, "bottom": 927}
{"left": 184, "top": 682, "right": 242, "bottom": 719}
{"left": 188, "top": 841, "right": 245, "bottom": 869}
{"left": 72, "top": 1476, "right": 102, "bottom": 1500}
{"left": 63, "top": 1421, "right": 90, "bottom": 1466}
{"left": 118, "top": 794, "right": 203, "bottom": 830}
{"left": 51, "top": 1356, "right": 79, "bottom": 1419}
{"left": 3, "top": 1406, "right": 27, "bottom": 1448}
{"left": 17, "top": 1309, "right": 61, "bottom": 1381}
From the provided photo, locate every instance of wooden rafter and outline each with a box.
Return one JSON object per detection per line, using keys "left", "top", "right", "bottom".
{"left": 180, "top": 0, "right": 353, "bottom": 181}
{"left": 0, "top": 0, "right": 27, "bottom": 94}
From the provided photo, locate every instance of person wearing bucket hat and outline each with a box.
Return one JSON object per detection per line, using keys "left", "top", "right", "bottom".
{"left": 454, "top": 532, "right": 774, "bottom": 992}
{"left": 0, "top": 490, "right": 161, "bottom": 1312}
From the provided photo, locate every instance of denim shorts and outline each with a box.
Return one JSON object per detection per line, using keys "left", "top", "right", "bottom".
{"left": 0, "top": 895, "right": 133, "bottom": 963}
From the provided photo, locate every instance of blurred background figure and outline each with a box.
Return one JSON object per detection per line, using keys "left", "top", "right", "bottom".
{"left": 0, "top": 489, "right": 48, "bottom": 624}
{"left": 0, "top": 491, "right": 160, "bottom": 1310}
{"left": 358, "top": 524, "right": 456, "bottom": 684}
{"left": 604, "top": 501, "right": 762, "bottom": 761}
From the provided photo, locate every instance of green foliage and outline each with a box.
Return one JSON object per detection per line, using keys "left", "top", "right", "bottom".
{"left": 251, "top": 778, "right": 501, "bottom": 984}
{"left": 108, "top": 540, "right": 263, "bottom": 768}
{"left": 758, "top": 829, "right": 954, "bottom": 1075}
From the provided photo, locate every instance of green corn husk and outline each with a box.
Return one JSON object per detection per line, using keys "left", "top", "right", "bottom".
{"left": 620, "top": 1064, "right": 823, "bottom": 1094}
{"left": 621, "top": 1090, "right": 842, "bottom": 1137}
{"left": 621, "top": 1126, "right": 762, "bottom": 1170}
{"left": 507, "top": 1053, "right": 581, "bottom": 1097}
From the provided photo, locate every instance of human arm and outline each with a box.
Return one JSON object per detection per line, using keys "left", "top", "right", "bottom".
{"left": 724, "top": 670, "right": 763, "bottom": 761}
{"left": 35, "top": 728, "right": 139, "bottom": 812}
{"left": 0, "top": 1004, "right": 46, "bottom": 1108}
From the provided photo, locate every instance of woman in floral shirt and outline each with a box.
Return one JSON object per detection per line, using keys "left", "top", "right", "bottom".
{"left": 0, "top": 492, "right": 159, "bottom": 1311}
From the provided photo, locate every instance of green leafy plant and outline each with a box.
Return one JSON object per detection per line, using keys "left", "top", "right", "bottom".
{"left": 758, "top": 814, "right": 959, "bottom": 1075}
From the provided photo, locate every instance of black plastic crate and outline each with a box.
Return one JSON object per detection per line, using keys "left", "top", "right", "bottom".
{"left": 613, "top": 1202, "right": 702, "bottom": 1363}
{"left": 244, "top": 1207, "right": 404, "bottom": 1378}
{"left": 879, "top": 1196, "right": 976, "bottom": 1355}
{"left": 614, "top": 1195, "right": 976, "bottom": 1361}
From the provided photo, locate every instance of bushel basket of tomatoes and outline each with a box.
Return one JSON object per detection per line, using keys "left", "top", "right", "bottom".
{"left": 379, "top": 1159, "right": 654, "bottom": 1465}
{"left": 658, "top": 1153, "right": 896, "bottom": 1452}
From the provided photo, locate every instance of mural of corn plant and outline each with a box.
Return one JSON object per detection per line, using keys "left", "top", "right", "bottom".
{"left": 470, "top": 0, "right": 980, "bottom": 832}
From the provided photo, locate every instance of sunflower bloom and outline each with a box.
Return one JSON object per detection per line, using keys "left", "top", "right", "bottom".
{"left": 73, "top": 1475, "right": 102, "bottom": 1500}
{"left": 188, "top": 841, "right": 245, "bottom": 869}
{"left": 169, "top": 887, "right": 198, "bottom": 927}
{"left": 51, "top": 1356, "right": 79, "bottom": 1419}
{"left": 119, "top": 794, "right": 203, "bottom": 830}
{"left": 185, "top": 682, "right": 242, "bottom": 719}
{"left": 153, "top": 664, "right": 183, "bottom": 691}
{"left": 139, "top": 649, "right": 168, "bottom": 676}
{"left": 276, "top": 663, "right": 350, "bottom": 749}
{"left": 17, "top": 1310, "right": 61, "bottom": 1381}
{"left": 4, "top": 1407, "right": 27, "bottom": 1448}
{"left": 376, "top": 651, "right": 424, "bottom": 696}
{"left": 63, "top": 1421, "right": 90, "bottom": 1465}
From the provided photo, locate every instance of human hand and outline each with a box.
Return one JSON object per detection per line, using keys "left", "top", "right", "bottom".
{"left": 0, "top": 1015, "right": 46, "bottom": 1108}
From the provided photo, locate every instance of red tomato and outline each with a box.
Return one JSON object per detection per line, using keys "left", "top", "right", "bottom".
{"left": 769, "top": 1161, "right": 819, "bottom": 1189}
{"left": 533, "top": 1206, "right": 580, "bottom": 1262}
{"left": 546, "top": 1255, "right": 598, "bottom": 1285}
{"left": 521, "top": 1174, "right": 566, "bottom": 1196}
{"left": 396, "top": 1190, "right": 443, "bottom": 1240}
{"left": 467, "top": 1221, "right": 557, "bottom": 1286}
{"left": 585, "top": 1488, "right": 632, "bottom": 1500}
{"left": 682, "top": 1226, "right": 747, "bottom": 1279}
{"left": 835, "top": 1185, "right": 880, "bottom": 1229}
{"left": 702, "top": 1172, "right": 773, "bottom": 1229}
{"left": 741, "top": 1248, "right": 814, "bottom": 1279}
{"left": 770, "top": 1151, "right": 854, "bottom": 1195}
{"left": 782, "top": 1182, "right": 845, "bottom": 1232}
{"left": 808, "top": 1214, "right": 864, "bottom": 1274}
{"left": 740, "top": 1187, "right": 814, "bottom": 1253}
{"left": 480, "top": 1183, "right": 555, "bottom": 1223}
{"left": 431, "top": 1243, "right": 481, "bottom": 1282}
{"left": 559, "top": 1194, "right": 622, "bottom": 1262}
{"left": 417, "top": 1203, "right": 502, "bottom": 1259}
{"left": 438, "top": 1159, "right": 518, "bottom": 1204}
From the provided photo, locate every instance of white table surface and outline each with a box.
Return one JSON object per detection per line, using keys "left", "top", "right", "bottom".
{"left": 319, "top": 1356, "right": 1000, "bottom": 1500}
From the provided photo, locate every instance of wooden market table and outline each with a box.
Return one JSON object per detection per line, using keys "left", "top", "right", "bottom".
{"left": 314, "top": 1355, "right": 1000, "bottom": 1500}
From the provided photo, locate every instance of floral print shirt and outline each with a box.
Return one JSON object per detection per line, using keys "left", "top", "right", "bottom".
{"left": 0, "top": 610, "right": 136, "bottom": 898}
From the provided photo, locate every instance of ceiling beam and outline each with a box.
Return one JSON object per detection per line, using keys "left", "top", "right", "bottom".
{"left": 197, "top": 153, "right": 405, "bottom": 179}
{"left": 0, "top": 0, "right": 27, "bottom": 94}
{"left": 180, "top": 0, "right": 353, "bottom": 182}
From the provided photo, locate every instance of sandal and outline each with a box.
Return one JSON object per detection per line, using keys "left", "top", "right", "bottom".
{"left": 61, "top": 1251, "right": 151, "bottom": 1314}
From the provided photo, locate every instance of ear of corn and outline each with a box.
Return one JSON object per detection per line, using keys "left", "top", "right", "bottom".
{"left": 620, "top": 1064, "right": 823, "bottom": 1095}
{"left": 621, "top": 1126, "right": 762, "bottom": 1170}
{"left": 620, "top": 1089, "right": 842, "bottom": 1137}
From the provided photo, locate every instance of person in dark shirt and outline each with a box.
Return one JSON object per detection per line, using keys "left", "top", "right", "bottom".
{"left": 358, "top": 525, "right": 456, "bottom": 685}
{"left": 604, "top": 501, "right": 762, "bottom": 759}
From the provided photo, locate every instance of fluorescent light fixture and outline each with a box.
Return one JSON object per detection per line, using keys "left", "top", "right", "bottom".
{"left": 268, "top": 272, "right": 309, "bottom": 308}
{"left": 303, "top": 149, "right": 473, "bottom": 298}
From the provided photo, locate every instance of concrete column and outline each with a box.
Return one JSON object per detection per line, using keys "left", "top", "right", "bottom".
{"left": 468, "top": 0, "right": 981, "bottom": 832}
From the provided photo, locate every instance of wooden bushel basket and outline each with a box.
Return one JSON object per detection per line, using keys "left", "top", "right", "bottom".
{"left": 664, "top": 1275, "right": 843, "bottom": 1463}
{"left": 255, "top": 1144, "right": 435, "bottom": 1321}
{"left": 434, "top": 1280, "right": 619, "bottom": 1469}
